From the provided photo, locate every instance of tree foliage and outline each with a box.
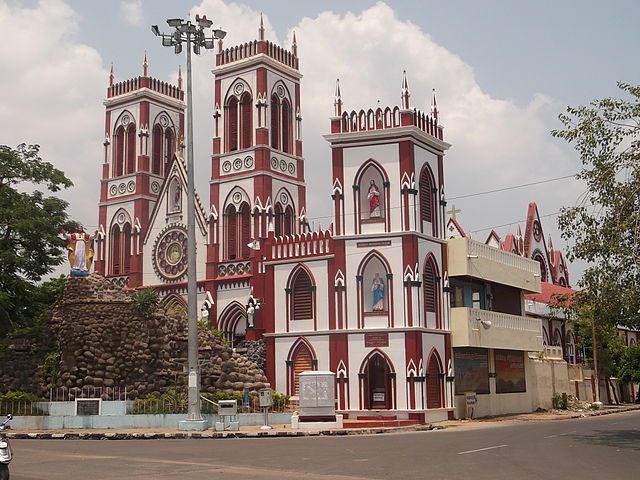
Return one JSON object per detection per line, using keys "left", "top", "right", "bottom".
{"left": 552, "top": 83, "right": 640, "bottom": 329}
{"left": 0, "top": 144, "right": 74, "bottom": 329}
{"left": 617, "top": 345, "right": 640, "bottom": 384}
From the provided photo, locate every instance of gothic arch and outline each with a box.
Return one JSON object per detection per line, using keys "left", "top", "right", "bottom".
{"left": 418, "top": 163, "right": 438, "bottom": 236}
{"left": 287, "top": 337, "right": 317, "bottom": 396}
{"left": 217, "top": 301, "right": 248, "bottom": 343}
{"left": 270, "top": 81, "right": 293, "bottom": 153}
{"left": 422, "top": 253, "right": 442, "bottom": 328}
{"left": 357, "top": 250, "right": 392, "bottom": 319}
{"left": 162, "top": 293, "right": 187, "bottom": 314}
{"left": 359, "top": 349, "right": 396, "bottom": 410}
{"left": 274, "top": 188, "right": 296, "bottom": 237}
{"left": 286, "top": 264, "right": 316, "bottom": 323}
{"left": 426, "top": 349, "right": 444, "bottom": 409}
{"left": 167, "top": 177, "right": 182, "bottom": 214}
{"left": 222, "top": 187, "right": 252, "bottom": 260}
{"left": 151, "top": 112, "right": 177, "bottom": 176}
{"left": 354, "top": 159, "right": 389, "bottom": 226}
{"left": 109, "top": 209, "right": 132, "bottom": 275}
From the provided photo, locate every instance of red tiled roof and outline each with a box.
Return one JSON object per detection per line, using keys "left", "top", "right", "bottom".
{"left": 525, "top": 282, "right": 577, "bottom": 306}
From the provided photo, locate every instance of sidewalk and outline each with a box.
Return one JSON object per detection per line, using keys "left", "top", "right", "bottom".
{"left": 7, "top": 404, "right": 640, "bottom": 440}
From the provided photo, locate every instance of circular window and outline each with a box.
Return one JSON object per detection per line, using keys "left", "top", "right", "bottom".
{"left": 153, "top": 227, "right": 188, "bottom": 281}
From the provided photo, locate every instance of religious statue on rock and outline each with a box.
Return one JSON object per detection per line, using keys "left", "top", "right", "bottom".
{"left": 61, "top": 225, "right": 95, "bottom": 276}
{"left": 371, "top": 272, "right": 385, "bottom": 311}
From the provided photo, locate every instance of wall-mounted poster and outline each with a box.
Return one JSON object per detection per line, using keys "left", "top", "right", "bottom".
{"left": 453, "top": 347, "right": 489, "bottom": 395}
{"left": 495, "top": 349, "right": 526, "bottom": 393}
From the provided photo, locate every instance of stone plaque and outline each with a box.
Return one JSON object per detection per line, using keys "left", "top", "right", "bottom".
{"left": 364, "top": 332, "right": 389, "bottom": 347}
{"left": 75, "top": 398, "right": 101, "bottom": 416}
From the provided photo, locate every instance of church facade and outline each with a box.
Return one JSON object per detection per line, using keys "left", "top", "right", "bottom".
{"left": 95, "top": 22, "right": 453, "bottom": 421}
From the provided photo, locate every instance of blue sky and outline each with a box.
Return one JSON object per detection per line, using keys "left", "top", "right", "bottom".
{"left": 2, "top": 0, "right": 638, "bottom": 283}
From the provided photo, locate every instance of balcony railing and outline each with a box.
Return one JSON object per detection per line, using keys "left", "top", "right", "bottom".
{"left": 448, "top": 237, "right": 541, "bottom": 293}
{"left": 451, "top": 307, "right": 543, "bottom": 352}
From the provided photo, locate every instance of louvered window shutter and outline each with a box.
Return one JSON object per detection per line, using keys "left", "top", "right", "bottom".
{"left": 424, "top": 261, "right": 436, "bottom": 313}
{"left": 228, "top": 98, "right": 238, "bottom": 152}
{"left": 226, "top": 207, "right": 237, "bottom": 260}
{"left": 241, "top": 94, "right": 252, "bottom": 149}
{"left": 241, "top": 205, "right": 251, "bottom": 259}
{"left": 292, "top": 271, "right": 313, "bottom": 320}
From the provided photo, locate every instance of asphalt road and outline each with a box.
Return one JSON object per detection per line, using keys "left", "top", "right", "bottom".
{"left": 8, "top": 411, "right": 640, "bottom": 479}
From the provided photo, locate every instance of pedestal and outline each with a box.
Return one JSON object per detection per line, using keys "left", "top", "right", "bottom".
{"left": 178, "top": 419, "right": 209, "bottom": 431}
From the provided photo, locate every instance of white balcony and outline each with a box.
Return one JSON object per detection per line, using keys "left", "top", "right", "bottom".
{"left": 451, "top": 307, "right": 543, "bottom": 352}
{"left": 448, "top": 237, "right": 541, "bottom": 293}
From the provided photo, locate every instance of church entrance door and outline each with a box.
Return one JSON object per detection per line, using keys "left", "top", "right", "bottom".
{"left": 367, "top": 354, "right": 390, "bottom": 409}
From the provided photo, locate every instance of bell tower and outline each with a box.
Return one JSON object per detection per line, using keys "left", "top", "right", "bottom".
{"left": 206, "top": 18, "right": 306, "bottom": 324}
{"left": 95, "top": 56, "right": 185, "bottom": 287}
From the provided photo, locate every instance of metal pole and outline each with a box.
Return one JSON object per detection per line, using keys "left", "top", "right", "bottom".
{"left": 185, "top": 27, "right": 201, "bottom": 422}
{"left": 592, "top": 316, "right": 601, "bottom": 405}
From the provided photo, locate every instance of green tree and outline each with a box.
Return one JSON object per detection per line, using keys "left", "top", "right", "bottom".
{"left": 618, "top": 345, "right": 640, "bottom": 384}
{"left": 0, "top": 144, "right": 74, "bottom": 329}
{"left": 552, "top": 83, "right": 640, "bottom": 330}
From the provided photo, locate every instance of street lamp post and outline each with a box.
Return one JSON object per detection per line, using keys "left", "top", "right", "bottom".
{"left": 152, "top": 15, "right": 226, "bottom": 430}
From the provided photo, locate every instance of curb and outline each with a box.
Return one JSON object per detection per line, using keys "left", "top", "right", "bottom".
{"left": 7, "top": 407, "right": 639, "bottom": 440}
{"left": 7, "top": 424, "right": 438, "bottom": 440}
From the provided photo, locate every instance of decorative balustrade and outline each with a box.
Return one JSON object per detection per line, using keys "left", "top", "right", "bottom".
{"left": 216, "top": 40, "right": 299, "bottom": 69}
{"left": 107, "top": 275, "right": 130, "bottom": 288}
{"left": 268, "top": 231, "right": 333, "bottom": 261}
{"left": 466, "top": 238, "right": 540, "bottom": 275}
{"left": 337, "top": 106, "right": 443, "bottom": 140}
{"left": 217, "top": 260, "right": 252, "bottom": 278}
{"left": 107, "top": 76, "right": 183, "bottom": 100}
{"left": 469, "top": 308, "right": 542, "bottom": 333}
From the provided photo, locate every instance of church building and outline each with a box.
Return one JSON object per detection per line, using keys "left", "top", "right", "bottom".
{"left": 96, "top": 20, "right": 453, "bottom": 422}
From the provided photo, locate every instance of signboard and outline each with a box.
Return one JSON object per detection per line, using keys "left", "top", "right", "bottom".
{"left": 218, "top": 400, "right": 237, "bottom": 416}
{"left": 373, "top": 392, "right": 385, "bottom": 402}
{"left": 365, "top": 332, "right": 389, "bottom": 348}
{"left": 259, "top": 388, "right": 273, "bottom": 407}
{"left": 357, "top": 241, "right": 392, "bottom": 248}
{"left": 495, "top": 349, "right": 526, "bottom": 393}
{"left": 454, "top": 347, "right": 489, "bottom": 395}
{"left": 465, "top": 392, "right": 477, "bottom": 406}
{"left": 75, "top": 398, "right": 101, "bottom": 416}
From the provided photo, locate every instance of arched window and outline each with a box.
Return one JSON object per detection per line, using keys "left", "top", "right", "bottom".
{"left": 290, "top": 267, "right": 314, "bottom": 321}
{"left": 227, "top": 96, "right": 238, "bottom": 152}
{"left": 426, "top": 352, "right": 443, "bottom": 409}
{"left": 126, "top": 123, "right": 136, "bottom": 174}
{"left": 164, "top": 128, "right": 174, "bottom": 169}
{"left": 274, "top": 203, "right": 283, "bottom": 237}
{"left": 271, "top": 94, "right": 280, "bottom": 149}
{"left": 110, "top": 224, "right": 121, "bottom": 274}
{"left": 357, "top": 163, "right": 386, "bottom": 223}
{"left": 284, "top": 205, "right": 294, "bottom": 236}
{"left": 240, "top": 203, "right": 251, "bottom": 259}
{"left": 123, "top": 223, "right": 132, "bottom": 273}
{"left": 152, "top": 124, "right": 163, "bottom": 175}
{"left": 113, "top": 126, "right": 125, "bottom": 177}
{"left": 240, "top": 92, "right": 252, "bottom": 149}
{"left": 359, "top": 253, "right": 390, "bottom": 315}
{"left": 225, "top": 204, "right": 237, "bottom": 260}
{"left": 282, "top": 98, "right": 291, "bottom": 154}
{"left": 419, "top": 165, "right": 437, "bottom": 234}
{"left": 290, "top": 341, "right": 315, "bottom": 396}
{"left": 533, "top": 252, "right": 547, "bottom": 282}
{"left": 423, "top": 256, "right": 439, "bottom": 319}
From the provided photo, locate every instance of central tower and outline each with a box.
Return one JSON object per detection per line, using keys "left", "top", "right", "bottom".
{"left": 206, "top": 19, "right": 305, "bottom": 337}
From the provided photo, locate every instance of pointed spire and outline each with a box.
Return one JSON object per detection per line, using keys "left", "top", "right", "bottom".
{"left": 109, "top": 63, "right": 114, "bottom": 86}
{"left": 431, "top": 88, "right": 439, "bottom": 124}
{"left": 401, "top": 70, "right": 410, "bottom": 109}
{"left": 334, "top": 78, "right": 343, "bottom": 117}
{"left": 143, "top": 51, "right": 148, "bottom": 76}
{"left": 178, "top": 65, "right": 183, "bottom": 90}
{"left": 259, "top": 13, "right": 265, "bottom": 41}
{"left": 292, "top": 31, "right": 298, "bottom": 56}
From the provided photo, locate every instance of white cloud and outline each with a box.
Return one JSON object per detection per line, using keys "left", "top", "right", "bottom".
{"left": 120, "top": 0, "right": 143, "bottom": 26}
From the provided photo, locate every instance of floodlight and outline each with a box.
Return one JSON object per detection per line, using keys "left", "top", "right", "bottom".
{"left": 197, "top": 16, "right": 213, "bottom": 28}
{"left": 214, "top": 29, "right": 227, "bottom": 39}
{"left": 193, "top": 43, "right": 201, "bottom": 55}
{"left": 151, "top": 25, "right": 160, "bottom": 36}
{"left": 174, "top": 43, "right": 182, "bottom": 54}
{"left": 204, "top": 39, "right": 215, "bottom": 49}
{"left": 162, "top": 36, "right": 173, "bottom": 47}
{"left": 167, "top": 18, "right": 183, "bottom": 27}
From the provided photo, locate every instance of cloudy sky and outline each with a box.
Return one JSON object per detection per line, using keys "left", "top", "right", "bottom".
{"left": 2, "top": 0, "right": 638, "bottom": 284}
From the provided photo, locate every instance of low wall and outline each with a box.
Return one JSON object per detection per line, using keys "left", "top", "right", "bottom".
{"left": 11, "top": 412, "right": 292, "bottom": 430}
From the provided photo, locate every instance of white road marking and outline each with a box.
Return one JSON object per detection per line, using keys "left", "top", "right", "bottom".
{"left": 457, "top": 444, "right": 508, "bottom": 455}
{"left": 544, "top": 430, "right": 577, "bottom": 439}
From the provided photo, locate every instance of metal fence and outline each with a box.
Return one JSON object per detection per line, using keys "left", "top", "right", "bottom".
{"left": 48, "top": 386, "right": 129, "bottom": 401}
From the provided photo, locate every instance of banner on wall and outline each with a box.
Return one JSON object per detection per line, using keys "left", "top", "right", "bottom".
{"left": 453, "top": 347, "right": 489, "bottom": 395}
{"left": 495, "top": 349, "right": 526, "bottom": 393}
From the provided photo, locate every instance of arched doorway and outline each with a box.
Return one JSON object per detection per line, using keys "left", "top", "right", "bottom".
{"left": 426, "top": 352, "right": 443, "bottom": 409}
{"left": 364, "top": 353, "right": 391, "bottom": 409}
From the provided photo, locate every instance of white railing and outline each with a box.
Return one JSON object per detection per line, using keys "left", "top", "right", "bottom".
{"left": 466, "top": 238, "right": 540, "bottom": 275}
{"left": 469, "top": 308, "right": 542, "bottom": 333}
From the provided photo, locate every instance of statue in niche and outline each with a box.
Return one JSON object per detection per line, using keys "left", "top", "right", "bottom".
{"left": 371, "top": 272, "right": 385, "bottom": 311}
{"left": 367, "top": 180, "right": 381, "bottom": 218}
{"left": 172, "top": 183, "right": 181, "bottom": 212}
{"left": 61, "top": 225, "right": 95, "bottom": 275}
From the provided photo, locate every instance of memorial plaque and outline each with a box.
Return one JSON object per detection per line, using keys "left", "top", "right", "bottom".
{"left": 357, "top": 241, "right": 392, "bottom": 248}
{"left": 75, "top": 398, "right": 101, "bottom": 416}
{"left": 373, "top": 392, "right": 385, "bottom": 402}
{"left": 365, "top": 332, "right": 389, "bottom": 347}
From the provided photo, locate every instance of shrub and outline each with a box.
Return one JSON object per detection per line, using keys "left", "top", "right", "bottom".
{"left": 132, "top": 288, "right": 160, "bottom": 318}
